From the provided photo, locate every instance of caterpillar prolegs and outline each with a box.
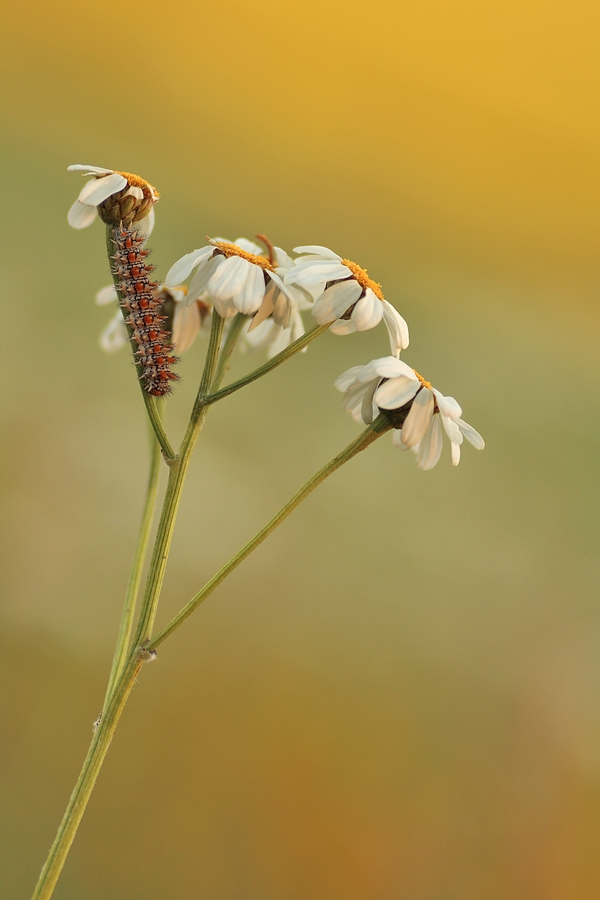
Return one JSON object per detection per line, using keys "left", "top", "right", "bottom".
{"left": 111, "top": 225, "right": 179, "bottom": 396}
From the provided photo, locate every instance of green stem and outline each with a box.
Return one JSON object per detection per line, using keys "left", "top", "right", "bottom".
{"left": 130, "top": 312, "right": 225, "bottom": 647}
{"left": 105, "top": 226, "right": 175, "bottom": 461}
{"left": 210, "top": 313, "right": 247, "bottom": 391}
{"left": 103, "top": 409, "right": 163, "bottom": 706}
{"left": 148, "top": 414, "right": 391, "bottom": 650}
{"left": 206, "top": 323, "right": 328, "bottom": 405}
{"left": 31, "top": 653, "right": 146, "bottom": 900}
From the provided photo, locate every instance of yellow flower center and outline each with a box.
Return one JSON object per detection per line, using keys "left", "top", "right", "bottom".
{"left": 341, "top": 259, "right": 384, "bottom": 301}
{"left": 212, "top": 240, "right": 274, "bottom": 271}
{"left": 413, "top": 369, "right": 433, "bottom": 390}
{"left": 115, "top": 170, "right": 160, "bottom": 199}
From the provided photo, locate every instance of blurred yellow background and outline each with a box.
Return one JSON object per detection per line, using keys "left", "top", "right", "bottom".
{"left": 1, "top": 1, "right": 599, "bottom": 898}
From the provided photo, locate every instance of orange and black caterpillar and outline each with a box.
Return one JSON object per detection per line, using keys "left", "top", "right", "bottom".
{"left": 111, "top": 225, "right": 179, "bottom": 396}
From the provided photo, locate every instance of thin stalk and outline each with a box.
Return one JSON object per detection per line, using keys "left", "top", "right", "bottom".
{"left": 210, "top": 313, "right": 247, "bottom": 391}
{"left": 148, "top": 414, "right": 391, "bottom": 650}
{"left": 105, "top": 226, "right": 175, "bottom": 461}
{"left": 103, "top": 410, "right": 163, "bottom": 706}
{"left": 130, "top": 312, "right": 225, "bottom": 647}
{"left": 206, "top": 323, "right": 328, "bottom": 405}
{"left": 31, "top": 653, "right": 146, "bottom": 900}
{"left": 31, "top": 316, "right": 226, "bottom": 900}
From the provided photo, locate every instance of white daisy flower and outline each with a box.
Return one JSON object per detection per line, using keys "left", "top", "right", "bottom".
{"left": 335, "top": 357, "right": 484, "bottom": 470}
{"left": 164, "top": 237, "right": 298, "bottom": 320}
{"left": 67, "top": 165, "right": 158, "bottom": 233}
{"left": 95, "top": 285, "right": 208, "bottom": 355}
{"left": 284, "top": 246, "right": 409, "bottom": 355}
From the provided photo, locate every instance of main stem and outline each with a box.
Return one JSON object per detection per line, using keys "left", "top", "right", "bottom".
{"left": 149, "top": 415, "right": 391, "bottom": 650}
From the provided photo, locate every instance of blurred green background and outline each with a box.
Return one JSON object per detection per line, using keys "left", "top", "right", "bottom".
{"left": 1, "top": 1, "right": 599, "bottom": 897}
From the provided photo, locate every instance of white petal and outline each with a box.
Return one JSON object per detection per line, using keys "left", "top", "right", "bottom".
{"left": 451, "top": 442, "right": 462, "bottom": 466}
{"left": 125, "top": 185, "right": 144, "bottom": 200}
{"left": 292, "top": 245, "right": 342, "bottom": 260}
{"left": 249, "top": 281, "right": 277, "bottom": 331}
{"left": 233, "top": 237, "right": 264, "bottom": 256}
{"left": 441, "top": 414, "right": 462, "bottom": 444}
{"left": 165, "top": 246, "right": 214, "bottom": 287}
{"left": 187, "top": 254, "right": 222, "bottom": 303}
{"left": 329, "top": 319, "right": 357, "bottom": 335}
{"left": 374, "top": 376, "right": 420, "bottom": 409}
{"left": 68, "top": 164, "right": 113, "bottom": 174}
{"left": 382, "top": 300, "right": 409, "bottom": 351}
{"left": 360, "top": 378, "right": 379, "bottom": 424}
{"left": 78, "top": 172, "right": 127, "bottom": 206}
{"left": 290, "top": 308, "right": 306, "bottom": 344}
{"left": 212, "top": 296, "right": 239, "bottom": 318}
{"left": 208, "top": 255, "right": 250, "bottom": 302}
{"left": 400, "top": 388, "right": 434, "bottom": 447}
{"left": 99, "top": 311, "right": 128, "bottom": 353}
{"left": 457, "top": 418, "right": 485, "bottom": 450}
{"left": 311, "top": 281, "right": 363, "bottom": 324}
{"left": 286, "top": 261, "right": 351, "bottom": 286}
{"left": 95, "top": 285, "right": 118, "bottom": 306}
{"left": 392, "top": 429, "right": 411, "bottom": 450}
{"left": 350, "top": 288, "right": 384, "bottom": 331}
{"left": 266, "top": 324, "right": 294, "bottom": 358}
{"left": 273, "top": 247, "right": 294, "bottom": 269}
{"left": 432, "top": 388, "right": 462, "bottom": 419}
{"left": 367, "top": 357, "right": 416, "bottom": 381}
{"left": 235, "top": 263, "right": 265, "bottom": 315}
{"left": 68, "top": 199, "right": 98, "bottom": 229}
{"left": 416, "top": 416, "right": 443, "bottom": 470}
{"left": 334, "top": 365, "right": 365, "bottom": 392}
{"left": 172, "top": 301, "right": 201, "bottom": 354}
{"left": 342, "top": 382, "right": 370, "bottom": 414}
{"left": 135, "top": 207, "right": 155, "bottom": 239}
{"left": 271, "top": 290, "right": 293, "bottom": 328}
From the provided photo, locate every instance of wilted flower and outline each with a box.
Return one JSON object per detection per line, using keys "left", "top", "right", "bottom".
{"left": 165, "top": 237, "right": 298, "bottom": 320}
{"left": 285, "top": 246, "right": 409, "bottom": 355}
{"left": 335, "top": 357, "right": 484, "bottom": 470}
{"left": 67, "top": 165, "right": 158, "bottom": 233}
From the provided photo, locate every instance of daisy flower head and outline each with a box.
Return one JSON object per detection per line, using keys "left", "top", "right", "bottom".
{"left": 68, "top": 165, "right": 158, "bottom": 234}
{"left": 95, "top": 284, "right": 208, "bottom": 355}
{"left": 335, "top": 357, "right": 484, "bottom": 470}
{"left": 164, "top": 236, "right": 299, "bottom": 322}
{"left": 284, "top": 246, "right": 409, "bottom": 355}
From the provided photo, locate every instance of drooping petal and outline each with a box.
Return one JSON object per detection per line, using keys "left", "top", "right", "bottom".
{"left": 329, "top": 319, "right": 357, "bottom": 335}
{"left": 124, "top": 185, "right": 144, "bottom": 200}
{"left": 67, "top": 199, "right": 97, "bottom": 229}
{"left": 187, "top": 254, "right": 222, "bottom": 303}
{"left": 99, "top": 311, "right": 128, "bottom": 353}
{"left": 451, "top": 442, "right": 461, "bottom": 466}
{"left": 165, "top": 246, "right": 214, "bottom": 286}
{"left": 292, "top": 245, "right": 342, "bottom": 260}
{"left": 457, "top": 418, "right": 485, "bottom": 450}
{"left": 172, "top": 301, "right": 201, "bottom": 354}
{"left": 208, "top": 255, "right": 251, "bottom": 302}
{"left": 360, "top": 378, "right": 379, "bottom": 424}
{"left": 334, "top": 365, "right": 365, "bottom": 392}
{"left": 351, "top": 288, "right": 384, "bottom": 331}
{"left": 311, "top": 281, "right": 363, "bottom": 324}
{"left": 416, "top": 415, "right": 443, "bottom": 470}
{"left": 441, "top": 414, "right": 462, "bottom": 444}
{"left": 374, "top": 376, "right": 420, "bottom": 409}
{"left": 78, "top": 172, "right": 127, "bottom": 206}
{"left": 432, "top": 389, "right": 462, "bottom": 420}
{"left": 95, "top": 285, "right": 118, "bottom": 306}
{"left": 392, "top": 429, "right": 411, "bottom": 450}
{"left": 271, "top": 290, "right": 294, "bottom": 329}
{"left": 400, "top": 388, "right": 434, "bottom": 447}
{"left": 382, "top": 300, "right": 410, "bottom": 352}
{"left": 249, "top": 281, "right": 277, "bottom": 331}
{"left": 212, "top": 296, "right": 239, "bottom": 318}
{"left": 368, "top": 357, "right": 416, "bottom": 380}
{"left": 235, "top": 262, "right": 266, "bottom": 315}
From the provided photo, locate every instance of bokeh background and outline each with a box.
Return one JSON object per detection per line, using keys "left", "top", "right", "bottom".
{"left": 1, "top": 1, "right": 599, "bottom": 898}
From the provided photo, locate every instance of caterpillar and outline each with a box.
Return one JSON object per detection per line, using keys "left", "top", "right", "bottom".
{"left": 111, "top": 224, "right": 179, "bottom": 396}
